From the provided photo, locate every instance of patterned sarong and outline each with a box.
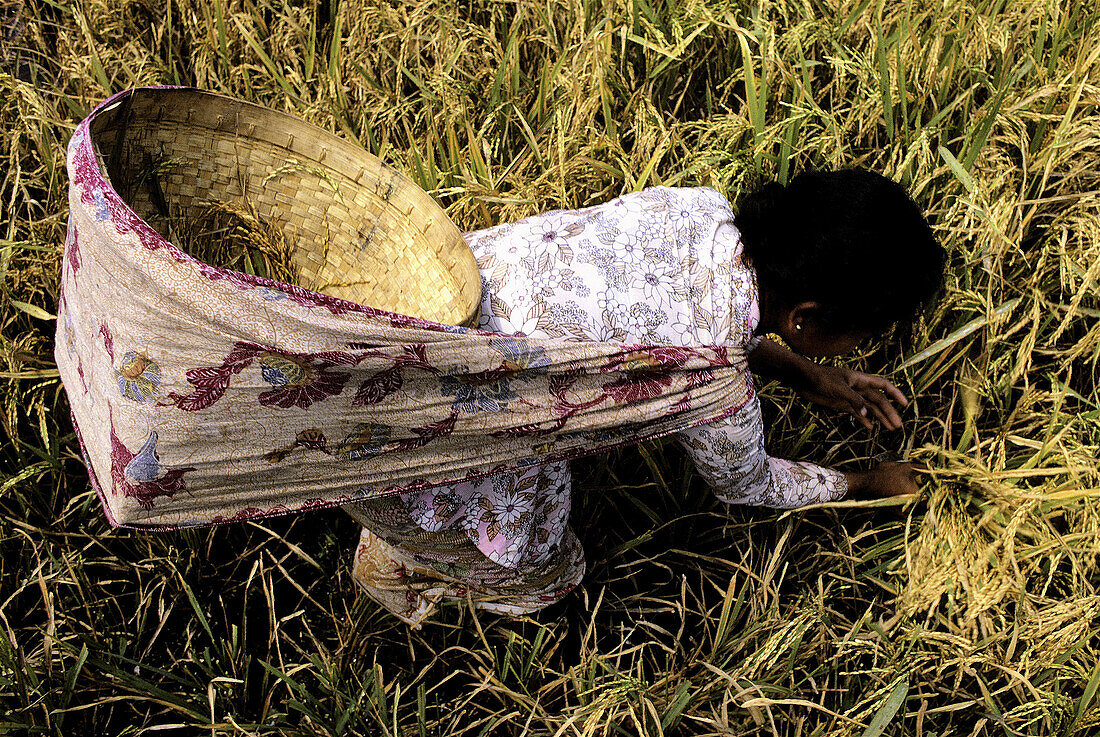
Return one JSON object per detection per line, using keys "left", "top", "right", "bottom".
{"left": 57, "top": 94, "right": 754, "bottom": 530}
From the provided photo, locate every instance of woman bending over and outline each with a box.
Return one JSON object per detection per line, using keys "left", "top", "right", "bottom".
{"left": 346, "top": 168, "right": 945, "bottom": 626}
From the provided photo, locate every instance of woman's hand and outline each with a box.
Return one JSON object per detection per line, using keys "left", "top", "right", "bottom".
{"left": 845, "top": 461, "right": 922, "bottom": 498}
{"left": 747, "top": 339, "right": 908, "bottom": 430}
{"left": 800, "top": 364, "right": 908, "bottom": 430}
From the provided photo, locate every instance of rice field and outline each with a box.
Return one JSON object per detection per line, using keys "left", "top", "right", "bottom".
{"left": 1, "top": 0, "right": 1099, "bottom": 734}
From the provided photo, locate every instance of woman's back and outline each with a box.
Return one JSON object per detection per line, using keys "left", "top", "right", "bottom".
{"left": 466, "top": 186, "right": 759, "bottom": 349}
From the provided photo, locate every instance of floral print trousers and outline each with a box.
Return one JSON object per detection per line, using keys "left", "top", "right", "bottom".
{"left": 346, "top": 471, "right": 584, "bottom": 627}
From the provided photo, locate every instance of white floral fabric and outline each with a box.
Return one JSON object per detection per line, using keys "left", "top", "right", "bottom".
{"left": 397, "top": 186, "right": 848, "bottom": 569}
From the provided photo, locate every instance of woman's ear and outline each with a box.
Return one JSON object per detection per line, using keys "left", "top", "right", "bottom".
{"left": 784, "top": 301, "right": 821, "bottom": 336}
{"left": 781, "top": 302, "right": 869, "bottom": 357}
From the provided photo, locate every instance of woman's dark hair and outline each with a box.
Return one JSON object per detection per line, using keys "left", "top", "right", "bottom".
{"left": 735, "top": 169, "right": 945, "bottom": 336}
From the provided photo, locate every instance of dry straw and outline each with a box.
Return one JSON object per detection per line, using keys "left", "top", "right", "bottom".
{"left": 173, "top": 199, "right": 297, "bottom": 284}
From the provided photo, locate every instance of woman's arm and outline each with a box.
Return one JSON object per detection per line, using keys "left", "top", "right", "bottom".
{"left": 747, "top": 337, "right": 819, "bottom": 386}
{"left": 748, "top": 338, "right": 908, "bottom": 430}
{"left": 679, "top": 396, "right": 922, "bottom": 507}
{"left": 678, "top": 396, "right": 849, "bottom": 508}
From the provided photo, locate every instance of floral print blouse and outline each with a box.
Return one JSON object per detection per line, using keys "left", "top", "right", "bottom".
{"left": 398, "top": 186, "right": 847, "bottom": 569}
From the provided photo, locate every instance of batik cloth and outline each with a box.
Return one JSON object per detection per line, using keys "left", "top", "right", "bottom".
{"left": 57, "top": 98, "right": 759, "bottom": 530}
{"left": 347, "top": 187, "right": 848, "bottom": 625}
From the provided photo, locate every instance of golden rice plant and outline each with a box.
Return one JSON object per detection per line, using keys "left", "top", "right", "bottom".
{"left": 0, "top": 0, "right": 1097, "bottom": 734}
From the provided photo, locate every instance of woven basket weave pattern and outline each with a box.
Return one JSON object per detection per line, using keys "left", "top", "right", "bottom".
{"left": 89, "top": 89, "right": 480, "bottom": 326}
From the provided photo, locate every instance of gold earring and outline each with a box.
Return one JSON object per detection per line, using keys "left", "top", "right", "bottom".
{"left": 795, "top": 323, "right": 803, "bottom": 331}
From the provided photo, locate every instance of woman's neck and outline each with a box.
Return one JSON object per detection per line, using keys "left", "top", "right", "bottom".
{"left": 755, "top": 285, "right": 782, "bottom": 335}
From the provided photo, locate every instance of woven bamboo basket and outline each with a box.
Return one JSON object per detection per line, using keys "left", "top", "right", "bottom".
{"left": 88, "top": 87, "right": 481, "bottom": 326}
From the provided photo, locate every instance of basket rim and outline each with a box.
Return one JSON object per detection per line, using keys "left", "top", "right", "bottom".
{"left": 79, "top": 86, "right": 481, "bottom": 327}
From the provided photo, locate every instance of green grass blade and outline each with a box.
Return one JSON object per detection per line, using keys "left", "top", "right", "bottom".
{"left": 859, "top": 679, "right": 908, "bottom": 737}
{"left": 898, "top": 298, "right": 1020, "bottom": 370}
{"left": 938, "top": 144, "right": 976, "bottom": 194}
{"left": 875, "top": 15, "right": 893, "bottom": 140}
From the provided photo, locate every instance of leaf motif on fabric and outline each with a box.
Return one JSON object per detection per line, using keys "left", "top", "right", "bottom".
{"left": 295, "top": 427, "right": 327, "bottom": 450}
{"left": 257, "top": 364, "right": 351, "bottom": 409}
{"left": 602, "top": 370, "right": 676, "bottom": 404}
{"left": 413, "top": 413, "right": 458, "bottom": 438}
{"left": 718, "top": 311, "right": 732, "bottom": 339}
{"left": 395, "top": 343, "right": 435, "bottom": 371}
{"left": 312, "top": 350, "right": 363, "bottom": 366}
{"left": 394, "top": 412, "right": 459, "bottom": 451}
{"left": 514, "top": 475, "right": 538, "bottom": 493}
{"left": 535, "top": 251, "right": 553, "bottom": 275}
{"left": 684, "top": 368, "right": 713, "bottom": 390}
{"left": 562, "top": 322, "right": 593, "bottom": 340}
{"left": 264, "top": 428, "right": 327, "bottom": 464}
{"left": 434, "top": 494, "right": 459, "bottom": 522}
{"left": 548, "top": 369, "right": 583, "bottom": 399}
{"left": 490, "top": 294, "right": 510, "bottom": 319}
{"left": 223, "top": 342, "right": 266, "bottom": 365}
{"left": 694, "top": 269, "right": 712, "bottom": 290}
{"left": 109, "top": 419, "right": 195, "bottom": 510}
{"left": 526, "top": 301, "right": 545, "bottom": 325}
{"left": 669, "top": 392, "right": 693, "bottom": 415}
{"left": 169, "top": 382, "right": 230, "bottom": 412}
{"left": 557, "top": 241, "right": 574, "bottom": 263}
{"left": 264, "top": 447, "right": 294, "bottom": 464}
{"left": 185, "top": 366, "right": 235, "bottom": 386}
{"left": 353, "top": 365, "right": 404, "bottom": 406}
{"left": 99, "top": 321, "right": 115, "bottom": 361}
{"left": 694, "top": 306, "right": 715, "bottom": 331}
{"left": 489, "top": 417, "right": 568, "bottom": 437}
{"left": 66, "top": 221, "right": 81, "bottom": 271}
{"left": 486, "top": 519, "right": 501, "bottom": 541}
{"left": 168, "top": 343, "right": 262, "bottom": 410}
{"left": 504, "top": 512, "right": 532, "bottom": 536}
{"left": 540, "top": 323, "right": 567, "bottom": 338}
